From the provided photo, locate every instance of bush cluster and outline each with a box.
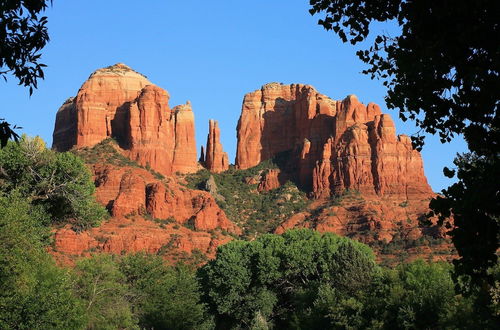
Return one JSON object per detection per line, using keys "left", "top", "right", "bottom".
{"left": 185, "top": 157, "right": 308, "bottom": 238}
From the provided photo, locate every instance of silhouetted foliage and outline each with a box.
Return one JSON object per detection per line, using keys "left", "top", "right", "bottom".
{"left": 0, "top": 0, "right": 51, "bottom": 145}
{"left": 309, "top": 0, "right": 499, "bottom": 152}
{"left": 310, "top": 0, "right": 499, "bottom": 291}
{"left": 0, "top": 119, "right": 20, "bottom": 147}
{"left": 429, "top": 153, "right": 499, "bottom": 284}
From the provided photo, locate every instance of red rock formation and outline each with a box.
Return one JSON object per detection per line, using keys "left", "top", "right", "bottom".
{"left": 257, "top": 169, "right": 283, "bottom": 192}
{"left": 51, "top": 159, "right": 241, "bottom": 264}
{"left": 170, "top": 102, "right": 198, "bottom": 173}
{"left": 53, "top": 63, "right": 150, "bottom": 150}
{"left": 52, "top": 63, "right": 197, "bottom": 176}
{"left": 203, "top": 119, "right": 229, "bottom": 173}
{"left": 274, "top": 193, "right": 448, "bottom": 245}
{"left": 52, "top": 217, "right": 233, "bottom": 265}
{"left": 312, "top": 138, "right": 334, "bottom": 199}
{"left": 91, "top": 163, "right": 240, "bottom": 234}
{"left": 112, "top": 171, "right": 147, "bottom": 217}
{"left": 146, "top": 180, "right": 239, "bottom": 233}
{"left": 235, "top": 83, "right": 433, "bottom": 200}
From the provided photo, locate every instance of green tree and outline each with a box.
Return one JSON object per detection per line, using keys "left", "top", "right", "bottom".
{"left": 0, "top": 194, "right": 86, "bottom": 329}
{"left": 309, "top": 0, "right": 499, "bottom": 288}
{"left": 377, "top": 261, "right": 456, "bottom": 328}
{"left": 72, "top": 254, "right": 138, "bottom": 330}
{"left": 0, "top": 136, "right": 107, "bottom": 229}
{"left": 364, "top": 260, "right": 479, "bottom": 329}
{"left": 119, "top": 253, "right": 213, "bottom": 329}
{"left": 199, "top": 229, "right": 377, "bottom": 328}
{"left": 1, "top": 0, "right": 52, "bottom": 146}
{"left": 309, "top": 260, "right": 480, "bottom": 329}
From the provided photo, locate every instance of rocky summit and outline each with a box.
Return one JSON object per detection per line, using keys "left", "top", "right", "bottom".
{"left": 200, "top": 119, "right": 229, "bottom": 173}
{"left": 52, "top": 63, "right": 198, "bottom": 175}
{"left": 236, "top": 83, "right": 433, "bottom": 200}
{"left": 50, "top": 64, "right": 451, "bottom": 265}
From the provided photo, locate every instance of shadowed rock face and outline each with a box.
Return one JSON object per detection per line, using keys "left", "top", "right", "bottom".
{"left": 52, "top": 63, "right": 197, "bottom": 175}
{"left": 236, "top": 83, "right": 433, "bottom": 200}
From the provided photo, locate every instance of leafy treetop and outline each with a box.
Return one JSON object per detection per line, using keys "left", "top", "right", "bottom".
{"left": 0, "top": 0, "right": 52, "bottom": 146}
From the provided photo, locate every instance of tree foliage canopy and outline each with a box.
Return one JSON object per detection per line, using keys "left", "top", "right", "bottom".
{"left": 0, "top": 194, "right": 87, "bottom": 329}
{"left": 119, "top": 253, "right": 213, "bottom": 330}
{"left": 0, "top": 0, "right": 52, "bottom": 146}
{"left": 0, "top": 136, "right": 107, "bottom": 229}
{"left": 199, "top": 229, "right": 377, "bottom": 328}
{"left": 72, "top": 253, "right": 213, "bottom": 330}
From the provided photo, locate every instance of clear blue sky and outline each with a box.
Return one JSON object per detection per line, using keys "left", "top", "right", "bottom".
{"left": 2, "top": 1, "right": 466, "bottom": 192}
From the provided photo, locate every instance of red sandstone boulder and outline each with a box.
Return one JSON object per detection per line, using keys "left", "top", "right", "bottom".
{"left": 91, "top": 163, "right": 240, "bottom": 234}
{"left": 112, "top": 171, "right": 147, "bottom": 217}
{"left": 257, "top": 169, "right": 284, "bottom": 192}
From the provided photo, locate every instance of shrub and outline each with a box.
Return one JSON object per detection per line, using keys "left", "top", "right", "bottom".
{"left": 199, "top": 229, "right": 377, "bottom": 328}
{"left": 0, "top": 136, "right": 107, "bottom": 230}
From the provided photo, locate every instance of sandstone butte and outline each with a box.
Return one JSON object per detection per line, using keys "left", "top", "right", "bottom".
{"left": 50, "top": 64, "right": 237, "bottom": 264}
{"left": 49, "top": 65, "right": 449, "bottom": 264}
{"left": 200, "top": 119, "right": 229, "bottom": 173}
{"left": 236, "top": 82, "right": 433, "bottom": 201}
{"left": 52, "top": 63, "right": 197, "bottom": 176}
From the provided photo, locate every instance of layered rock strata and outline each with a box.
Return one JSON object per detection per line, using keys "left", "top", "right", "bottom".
{"left": 52, "top": 63, "right": 197, "bottom": 175}
{"left": 236, "top": 83, "right": 433, "bottom": 200}
{"left": 51, "top": 161, "right": 241, "bottom": 264}
{"left": 90, "top": 163, "right": 240, "bottom": 233}
{"left": 201, "top": 120, "right": 229, "bottom": 173}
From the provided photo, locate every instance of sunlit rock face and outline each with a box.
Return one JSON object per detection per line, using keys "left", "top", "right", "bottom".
{"left": 201, "top": 119, "right": 229, "bottom": 173}
{"left": 235, "top": 83, "right": 433, "bottom": 200}
{"left": 52, "top": 63, "right": 197, "bottom": 175}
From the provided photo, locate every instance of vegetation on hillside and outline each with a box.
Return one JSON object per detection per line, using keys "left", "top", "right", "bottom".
{"left": 184, "top": 158, "right": 309, "bottom": 238}
{"left": 74, "top": 138, "right": 165, "bottom": 180}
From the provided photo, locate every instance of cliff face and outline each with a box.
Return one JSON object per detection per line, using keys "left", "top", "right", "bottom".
{"left": 201, "top": 120, "right": 229, "bottom": 173}
{"left": 236, "top": 83, "right": 433, "bottom": 200}
{"left": 52, "top": 63, "right": 197, "bottom": 175}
